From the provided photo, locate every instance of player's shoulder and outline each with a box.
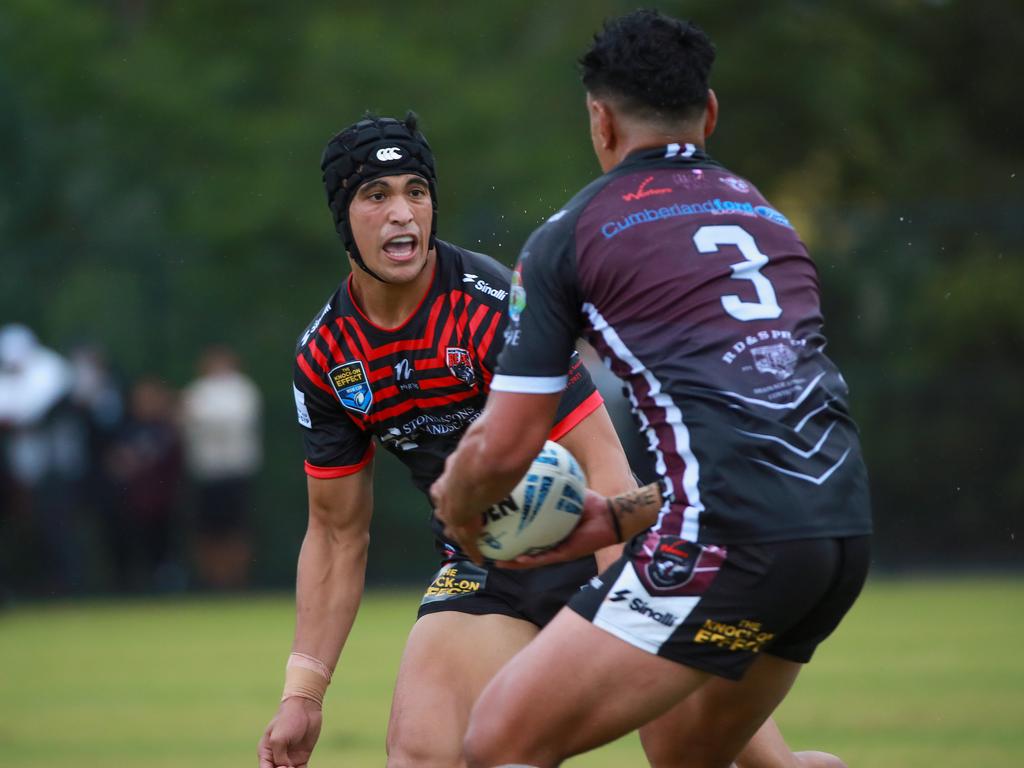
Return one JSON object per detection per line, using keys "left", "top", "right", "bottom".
{"left": 295, "top": 284, "right": 344, "bottom": 354}
{"left": 436, "top": 239, "right": 514, "bottom": 304}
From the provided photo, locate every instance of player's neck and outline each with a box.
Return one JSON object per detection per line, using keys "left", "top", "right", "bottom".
{"left": 348, "top": 249, "right": 437, "bottom": 330}
{"left": 611, "top": 132, "right": 705, "bottom": 168}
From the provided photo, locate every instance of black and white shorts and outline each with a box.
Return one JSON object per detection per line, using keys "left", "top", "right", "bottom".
{"left": 417, "top": 554, "right": 598, "bottom": 628}
{"left": 569, "top": 531, "right": 870, "bottom": 680}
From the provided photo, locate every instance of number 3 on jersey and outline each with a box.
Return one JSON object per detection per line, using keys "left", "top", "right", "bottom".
{"left": 693, "top": 224, "right": 782, "bottom": 321}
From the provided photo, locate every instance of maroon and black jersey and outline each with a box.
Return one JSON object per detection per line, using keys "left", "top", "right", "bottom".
{"left": 495, "top": 144, "right": 872, "bottom": 545}
{"left": 293, "top": 239, "right": 602, "bottom": 514}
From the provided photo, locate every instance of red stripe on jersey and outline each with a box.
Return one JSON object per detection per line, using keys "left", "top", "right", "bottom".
{"left": 468, "top": 304, "right": 490, "bottom": 338}
{"left": 549, "top": 390, "right": 604, "bottom": 442}
{"left": 296, "top": 354, "right": 335, "bottom": 397}
{"left": 417, "top": 376, "right": 460, "bottom": 389}
{"left": 452, "top": 291, "right": 472, "bottom": 342}
{"left": 321, "top": 324, "right": 351, "bottom": 363}
{"left": 369, "top": 367, "right": 392, "bottom": 383}
{"left": 476, "top": 311, "right": 502, "bottom": 363}
{"left": 367, "top": 387, "right": 478, "bottom": 423}
{"left": 304, "top": 443, "right": 375, "bottom": 479}
{"left": 341, "top": 318, "right": 371, "bottom": 359}
{"left": 428, "top": 311, "right": 459, "bottom": 368}
{"left": 350, "top": 294, "right": 450, "bottom": 361}
{"left": 337, "top": 325, "right": 370, "bottom": 371}
{"left": 374, "top": 385, "right": 399, "bottom": 401}
{"left": 308, "top": 339, "right": 330, "bottom": 373}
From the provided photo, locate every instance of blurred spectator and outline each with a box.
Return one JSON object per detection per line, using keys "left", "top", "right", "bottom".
{"left": 105, "top": 377, "right": 185, "bottom": 592}
{"left": 181, "top": 346, "right": 262, "bottom": 590}
{"left": 67, "top": 343, "right": 126, "bottom": 591}
{"left": 0, "top": 324, "right": 84, "bottom": 595}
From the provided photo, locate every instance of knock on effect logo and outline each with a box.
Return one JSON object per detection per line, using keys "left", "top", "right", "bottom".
{"left": 329, "top": 360, "right": 374, "bottom": 414}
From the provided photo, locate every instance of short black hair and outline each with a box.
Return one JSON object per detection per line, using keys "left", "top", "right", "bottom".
{"left": 580, "top": 9, "right": 715, "bottom": 123}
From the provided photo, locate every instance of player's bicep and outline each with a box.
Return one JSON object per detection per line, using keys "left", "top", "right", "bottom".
{"left": 556, "top": 403, "right": 636, "bottom": 498}
{"left": 307, "top": 467, "right": 374, "bottom": 534}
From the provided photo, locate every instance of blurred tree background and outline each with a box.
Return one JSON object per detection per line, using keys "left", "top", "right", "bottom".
{"left": 1, "top": 0, "right": 1020, "bottom": 592}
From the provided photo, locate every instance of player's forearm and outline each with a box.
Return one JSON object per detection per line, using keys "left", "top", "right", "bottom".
{"left": 292, "top": 522, "right": 370, "bottom": 669}
{"left": 607, "top": 482, "right": 664, "bottom": 540}
{"left": 442, "top": 424, "right": 530, "bottom": 526}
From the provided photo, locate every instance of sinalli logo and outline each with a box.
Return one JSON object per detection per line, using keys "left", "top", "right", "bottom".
{"left": 462, "top": 273, "right": 508, "bottom": 301}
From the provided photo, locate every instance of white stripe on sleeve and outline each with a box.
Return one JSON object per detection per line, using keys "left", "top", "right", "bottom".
{"left": 490, "top": 373, "right": 568, "bottom": 394}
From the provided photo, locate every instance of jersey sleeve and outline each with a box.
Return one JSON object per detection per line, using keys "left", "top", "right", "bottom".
{"left": 549, "top": 351, "right": 604, "bottom": 440}
{"left": 293, "top": 352, "right": 374, "bottom": 478}
{"left": 493, "top": 216, "right": 583, "bottom": 393}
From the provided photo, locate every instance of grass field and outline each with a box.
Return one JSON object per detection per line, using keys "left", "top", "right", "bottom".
{"left": 1, "top": 577, "right": 1022, "bottom": 767}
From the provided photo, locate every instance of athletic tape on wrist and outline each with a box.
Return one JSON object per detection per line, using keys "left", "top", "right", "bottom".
{"left": 281, "top": 652, "right": 332, "bottom": 707}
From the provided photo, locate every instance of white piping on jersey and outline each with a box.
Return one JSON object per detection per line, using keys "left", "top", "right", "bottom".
{"left": 717, "top": 371, "right": 826, "bottom": 410}
{"left": 490, "top": 373, "right": 568, "bottom": 394}
{"left": 582, "top": 302, "right": 703, "bottom": 541}
{"left": 735, "top": 420, "right": 839, "bottom": 460}
{"left": 795, "top": 398, "right": 834, "bottom": 432}
{"left": 751, "top": 447, "right": 852, "bottom": 486}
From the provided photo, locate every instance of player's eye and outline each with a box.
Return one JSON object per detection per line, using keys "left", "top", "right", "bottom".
{"left": 409, "top": 187, "right": 427, "bottom": 199}
{"left": 368, "top": 191, "right": 386, "bottom": 201}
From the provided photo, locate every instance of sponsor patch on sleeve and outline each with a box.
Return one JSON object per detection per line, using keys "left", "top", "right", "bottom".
{"left": 329, "top": 360, "right": 374, "bottom": 414}
{"left": 294, "top": 384, "right": 312, "bottom": 428}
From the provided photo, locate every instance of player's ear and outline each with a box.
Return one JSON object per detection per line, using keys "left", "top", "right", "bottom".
{"left": 703, "top": 89, "right": 719, "bottom": 140}
{"left": 587, "top": 94, "right": 616, "bottom": 152}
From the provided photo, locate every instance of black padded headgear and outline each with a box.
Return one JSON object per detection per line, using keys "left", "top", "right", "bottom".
{"left": 320, "top": 112, "right": 438, "bottom": 282}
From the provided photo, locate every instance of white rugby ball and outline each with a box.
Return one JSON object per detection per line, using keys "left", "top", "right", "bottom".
{"left": 478, "top": 440, "right": 587, "bottom": 560}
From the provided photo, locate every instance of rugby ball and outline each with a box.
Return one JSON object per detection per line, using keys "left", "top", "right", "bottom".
{"left": 477, "top": 440, "right": 587, "bottom": 560}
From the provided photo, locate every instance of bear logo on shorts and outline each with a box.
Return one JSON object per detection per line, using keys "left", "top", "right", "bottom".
{"left": 646, "top": 536, "right": 702, "bottom": 589}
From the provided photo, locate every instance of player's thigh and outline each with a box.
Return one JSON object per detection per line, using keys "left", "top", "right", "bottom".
{"left": 387, "top": 610, "right": 537, "bottom": 768}
{"left": 464, "top": 608, "right": 711, "bottom": 768}
{"left": 638, "top": 653, "right": 802, "bottom": 768}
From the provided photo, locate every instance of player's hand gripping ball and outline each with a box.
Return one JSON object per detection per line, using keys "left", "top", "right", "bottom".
{"left": 477, "top": 440, "right": 587, "bottom": 560}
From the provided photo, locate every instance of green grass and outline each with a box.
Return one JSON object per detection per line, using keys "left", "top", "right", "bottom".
{"left": 1, "top": 577, "right": 1022, "bottom": 767}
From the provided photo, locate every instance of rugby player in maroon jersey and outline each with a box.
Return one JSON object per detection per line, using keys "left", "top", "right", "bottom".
{"left": 433, "top": 11, "right": 869, "bottom": 768}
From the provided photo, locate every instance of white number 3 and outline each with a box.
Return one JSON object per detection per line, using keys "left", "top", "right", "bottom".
{"left": 693, "top": 225, "right": 782, "bottom": 321}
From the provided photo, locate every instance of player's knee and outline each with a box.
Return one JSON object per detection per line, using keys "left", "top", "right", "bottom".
{"left": 463, "top": 712, "right": 544, "bottom": 768}
{"left": 386, "top": 729, "right": 458, "bottom": 768}
{"left": 463, "top": 714, "right": 503, "bottom": 768}
{"left": 795, "top": 751, "right": 847, "bottom": 768}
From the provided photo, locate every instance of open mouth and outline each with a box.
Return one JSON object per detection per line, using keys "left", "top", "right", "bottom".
{"left": 382, "top": 234, "right": 419, "bottom": 260}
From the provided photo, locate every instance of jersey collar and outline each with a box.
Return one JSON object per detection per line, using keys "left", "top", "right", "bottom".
{"left": 616, "top": 142, "right": 719, "bottom": 170}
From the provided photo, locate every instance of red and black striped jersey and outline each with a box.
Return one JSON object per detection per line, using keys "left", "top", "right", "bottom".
{"left": 293, "top": 239, "right": 602, "bottom": 499}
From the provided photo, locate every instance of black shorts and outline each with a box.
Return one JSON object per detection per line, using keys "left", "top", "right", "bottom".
{"left": 417, "top": 554, "right": 598, "bottom": 628}
{"left": 569, "top": 531, "right": 870, "bottom": 680}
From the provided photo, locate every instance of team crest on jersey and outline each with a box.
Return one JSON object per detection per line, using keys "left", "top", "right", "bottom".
{"left": 751, "top": 343, "right": 799, "bottom": 381}
{"left": 328, "top": 360, "right": 373, "bottom": 414}
{"left": 446, "top": 347, "right": 475, "bottom": 385}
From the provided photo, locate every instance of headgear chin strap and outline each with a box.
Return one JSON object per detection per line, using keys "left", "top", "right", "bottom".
{"left": 320, "top": 112, "right": 438, "bottom": 283}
